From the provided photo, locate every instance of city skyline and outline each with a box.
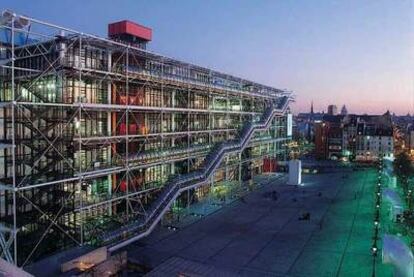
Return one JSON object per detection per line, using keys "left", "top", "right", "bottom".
{"left": 3, "top": 0, "right": 413, "bottom": 115}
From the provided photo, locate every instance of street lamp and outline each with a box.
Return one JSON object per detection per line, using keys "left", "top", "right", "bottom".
{"left": 372, "top": 246, "right": 378, "bottom": 256}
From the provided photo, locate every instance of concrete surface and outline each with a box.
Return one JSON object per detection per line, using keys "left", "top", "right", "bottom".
{"left": 126, "top": 169, "right": 393, "bottom": 276}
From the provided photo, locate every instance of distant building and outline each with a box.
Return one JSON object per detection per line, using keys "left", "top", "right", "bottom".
{"left": 327, "top": 105, "right": 338, "bottom": 115}
{"left": 342, "top": 115, "right": 357, "bottom": 158}
{"left": 314, "top": 112, "right": 394, "bottom": 161}
{"left": 340, "top": 105, "right": 348, "bottom": 115}
{"left": 314, "top": 115, "right": 344, "bottom": 159}
{"left": 408, "top": 128, "right": 414, "bottom": 152}
{"left": 358, "top": 112, "right": 392, "bottom": 161}
{"left": 314, "top": 122, "right": 327, "bottom": 159}
{"left": 345, "top": 112, "right": 394, "bottom": 161}
{"left": 296, "top": 101, "right": 324, "bottom": 141}
{"left": 404, "top": 124, "right": 414, "bottom": 150}
{"left": 393, "top": 114, "right": 414, "bottom": 155}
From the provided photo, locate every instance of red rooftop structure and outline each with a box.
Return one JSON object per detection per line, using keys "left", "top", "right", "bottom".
{"left": 108, "top": 20, "right": 152, "bottom": 48}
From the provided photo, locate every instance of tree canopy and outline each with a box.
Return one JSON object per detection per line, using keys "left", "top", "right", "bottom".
{"left": 394, "top": 152, "right": 413, "bottom": 180}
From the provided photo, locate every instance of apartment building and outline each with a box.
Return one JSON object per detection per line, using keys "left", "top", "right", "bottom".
{"left": 0, "top": 12, "right": 292, "bottom": 265}
{"left": 314, "top": 115, "right": 344, "bottom": 159}
{"left": 315, "top": 112, "right": 394, "bottom": 161}
{"left": 352, "top": 113, "right": 394, "bottom": 161}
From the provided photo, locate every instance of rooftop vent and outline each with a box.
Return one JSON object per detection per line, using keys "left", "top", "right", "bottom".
{"left": 108, "top": 20, "right": 152, "bottom": 49}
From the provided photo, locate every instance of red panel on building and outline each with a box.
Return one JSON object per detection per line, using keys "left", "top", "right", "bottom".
{"left": 119, "top": 123, "right": 127, "bottom": 135}
{"left": 119, "top": 123, "right": 139, "bottom": 135}
{"left": 129, "top": 124, "right": 137, "bottom": 134}
{"left": 118, "top": 95, "right": 139, "bottom": 105}
{"left": 263, "top": 158, "right": 277, "bottom": 173}
{"left": 120, "top": 180, "right": 127, "bottom": 192}
{"left": 108, "top": 20, "right": 152, "bottom": 41}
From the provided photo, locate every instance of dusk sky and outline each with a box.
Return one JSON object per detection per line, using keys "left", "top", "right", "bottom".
{"left": 4, "top": 0, "right": 413, "bottom": 115}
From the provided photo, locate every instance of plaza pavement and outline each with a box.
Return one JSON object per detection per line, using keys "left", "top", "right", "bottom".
{"left": 127, "top": 169, "right": 393, "bottom": 276}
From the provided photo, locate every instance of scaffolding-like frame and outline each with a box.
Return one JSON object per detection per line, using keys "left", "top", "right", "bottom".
{"left": 0, "top": 10, "right": 292, "bottom": 266}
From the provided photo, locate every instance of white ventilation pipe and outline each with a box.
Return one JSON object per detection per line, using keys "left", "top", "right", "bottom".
{"left": 382, "top": 234, "right": 413, "bottom": 277}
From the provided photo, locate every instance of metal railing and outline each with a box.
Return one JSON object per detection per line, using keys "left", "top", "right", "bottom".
{"left": 103, "top": 96, "right": 290, "bottom": 249}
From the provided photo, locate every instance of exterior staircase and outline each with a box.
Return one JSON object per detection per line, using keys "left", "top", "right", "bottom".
{"left": 105, "top": 96, "right": 291, "bottom": 251}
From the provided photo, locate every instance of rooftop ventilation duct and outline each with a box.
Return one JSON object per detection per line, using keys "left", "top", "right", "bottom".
{"left": 0, "top": 10, "right": 13, "bottom": 25}
{"left": 0, "top": 9, "right": 30, "bottom": 29}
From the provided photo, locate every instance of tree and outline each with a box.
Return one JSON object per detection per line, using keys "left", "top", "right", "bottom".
{"left": 394, "top": 152, "right": 413, "bottom": 182}
{"left": 394, "top": 152, "right": 414, "bottom": 208}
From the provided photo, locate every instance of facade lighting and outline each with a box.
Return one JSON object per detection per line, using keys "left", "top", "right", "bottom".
{"left": 46, "top": 83, "right": 56, "bottom": 89}
{"left": 74, "top": 118, "right": 81, "bottom": 129}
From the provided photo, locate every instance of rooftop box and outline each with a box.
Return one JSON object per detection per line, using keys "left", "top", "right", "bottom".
{"left": 108, "top": 20, "right": 152, "bottom": 48}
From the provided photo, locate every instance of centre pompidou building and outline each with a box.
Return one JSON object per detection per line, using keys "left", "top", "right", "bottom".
{"left": 0, "top": 10, "right": 292, "bottom": 266}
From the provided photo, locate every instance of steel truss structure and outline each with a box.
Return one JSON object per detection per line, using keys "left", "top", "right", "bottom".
{"left": 0, "top": 10, "right": 293, "bottom": 266}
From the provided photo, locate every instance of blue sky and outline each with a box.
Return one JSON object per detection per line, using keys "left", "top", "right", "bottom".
{"left": 3, "top": 0, "right": 413, "bottom": 114}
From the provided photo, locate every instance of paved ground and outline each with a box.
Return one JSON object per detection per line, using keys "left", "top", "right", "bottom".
{"left": 127, "top": 169, "right": 393, "bottom": 276}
